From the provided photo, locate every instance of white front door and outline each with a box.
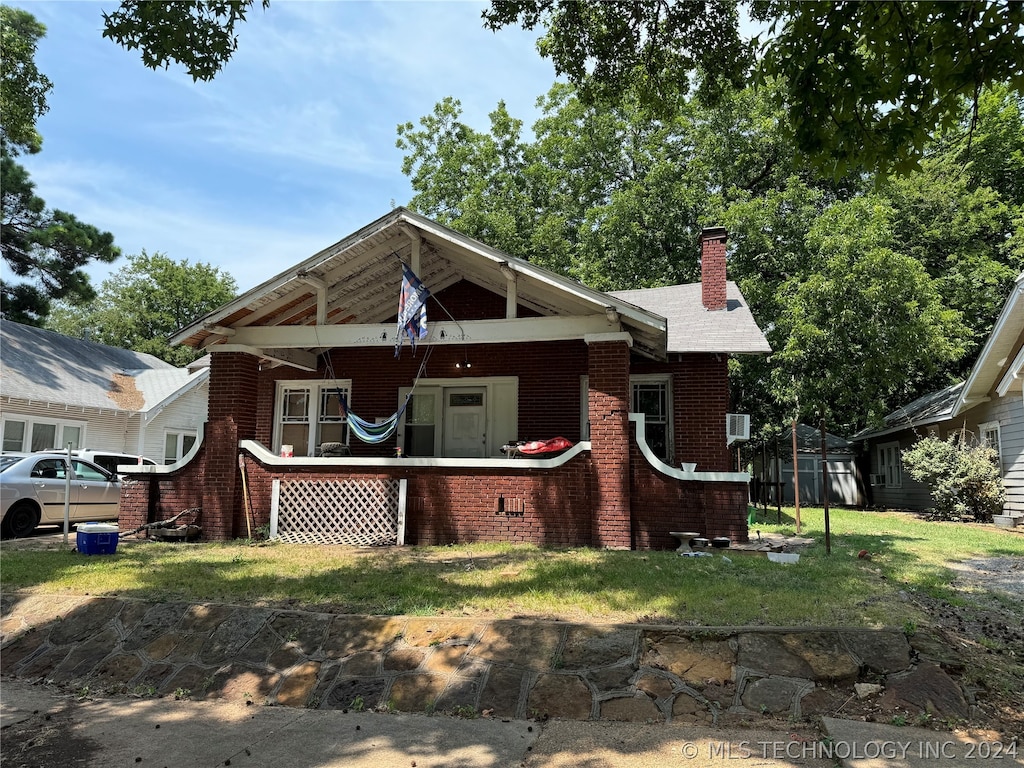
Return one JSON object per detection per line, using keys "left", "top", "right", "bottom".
{"left": 444, "top": 388, "right": 486, "bottom": 458}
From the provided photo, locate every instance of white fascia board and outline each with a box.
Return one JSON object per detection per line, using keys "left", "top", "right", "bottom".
{"left": 997, "top": 343, "right": 1024, "bottom": 397}
{"left": 228, "top": 315, "right": 613, "bottom": 349}
{"left": 954, "top": 273, "right": 1024, "bottom": 416}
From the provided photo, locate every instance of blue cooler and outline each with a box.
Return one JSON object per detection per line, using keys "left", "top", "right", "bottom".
{"left": 76, "top": 523, "right": 120, "bottom": 555}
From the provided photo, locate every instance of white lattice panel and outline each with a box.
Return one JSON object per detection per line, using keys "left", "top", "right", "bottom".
{"left": 274, "top": 478, "right": 403, "bottom": 546}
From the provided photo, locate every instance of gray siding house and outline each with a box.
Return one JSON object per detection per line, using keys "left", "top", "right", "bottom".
{"left": 853, "top": 273, "right": 1024, "bottom": 516}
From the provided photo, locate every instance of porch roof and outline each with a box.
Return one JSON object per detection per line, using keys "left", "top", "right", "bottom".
{"left": 171, "top": 209, "right": 765, "bottom": 366}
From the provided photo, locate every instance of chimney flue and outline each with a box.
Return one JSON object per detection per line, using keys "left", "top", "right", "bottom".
{"left": 700, "top": 226, "right": 728, "bottom": 311}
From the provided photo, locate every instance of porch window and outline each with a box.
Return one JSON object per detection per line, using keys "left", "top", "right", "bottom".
{"left": 631, "top": 376, "right": 671, "bottom": 461}
{"left": 979, "top": 421, "right": 1002, "bottom": 471}
{"left": 164, "top": 430, "right": 197, "bottom": 464}
{"left": 404, "top": 392, "right": 438, "bottom": 456}
{"left": 274, "top": 381, "right": 351, "bottom": 456}
{"left": 878, "top": 441, "right": 902, "bottom": 488}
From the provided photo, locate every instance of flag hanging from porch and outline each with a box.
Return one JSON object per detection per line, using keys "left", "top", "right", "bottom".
{"left": 395, "top": 263, "right": 430, "bottom": 356}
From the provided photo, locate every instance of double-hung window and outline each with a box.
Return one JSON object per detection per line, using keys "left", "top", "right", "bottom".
{"left": 979, "top": 421, "right": 1002, "bottom": 472}
{"left": 631, "top": 376, "right": 671, "bottom": 461}
{"left": 275, "top": 381, "right": 351, "bottom": 456}
{"left": 877, "top": 441, "right": 902, "bottom": 488}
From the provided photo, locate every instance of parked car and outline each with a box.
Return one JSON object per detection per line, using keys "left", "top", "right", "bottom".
{"left": 71, "top": 449, "right": 156, "bottom": 477}
{"left": 0, "top": 452, "right": 120, "bottom": 538}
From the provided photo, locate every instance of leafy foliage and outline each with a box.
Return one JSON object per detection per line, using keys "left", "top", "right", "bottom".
{"left": 0, "top": 5, "right": 52, "bottom": 155}
{"left": 46, "top": 251, "right": 237, "bottom": 366}
{"left": 399, "top": 81, "right": 1022, "bottom": 433}
{"left": 902, "top": 435, "right": 1005, "bottom": 523}
{"left": 101, "top": 0, "right": 269, "bottom": 82}
{"left": 484, "top": 0, "right": 1024, "bottom": 178}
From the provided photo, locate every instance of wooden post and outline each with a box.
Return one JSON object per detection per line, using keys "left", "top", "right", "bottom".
{"left": 820, "top": 417, "right": 831, "bottom": 555}
{"left": 774, "top": 434, "right": 782, "bottom": 523}
{"left": 791, "top": 418, "right": 801, "bottom": 534}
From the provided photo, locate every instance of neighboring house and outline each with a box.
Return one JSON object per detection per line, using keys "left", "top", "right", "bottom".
{"left": 853, "top": 273, "right": 1024, "bottom": 515}
{"left": 750, "top": 424, "right": 863, "bottom": 507}
{"left": 0, "top": 321, "right": 209, "bottom": 464}
{"left": 120, "top": 209, "right": 770, "bottom": 549}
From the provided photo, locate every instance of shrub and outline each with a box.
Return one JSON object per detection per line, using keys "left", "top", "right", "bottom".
{"left": 901, "top": 435, "right": 1004, "bottom": 522}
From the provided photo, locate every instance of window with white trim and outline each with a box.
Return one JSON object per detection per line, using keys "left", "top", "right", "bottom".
{"left": 164, "top": 430, "right": 197, "bottom": 464}
{"left": 979, "top": 421, "right": 1002, "bottom": 471}
{"left": 878, "top": 441, "right": 902, "bottom": 488}
{"left": 274, "top": 381, "right": 351, "bottom": 457}
{"left": 631, "top": 376, "right": 671, "bottom": 461}
{"left": 2, "top": 417, "right": 84, "bottom": 452}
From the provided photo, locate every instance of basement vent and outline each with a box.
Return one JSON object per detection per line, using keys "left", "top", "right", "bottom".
{"left": 726, "top": 413, "right": 750, "bottom": 446}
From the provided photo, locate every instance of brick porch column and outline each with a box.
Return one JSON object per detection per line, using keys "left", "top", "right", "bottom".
{"left": 203, "top": 351, "right": 259, "bottom": 540}
{"left": 586, "top": 333, "right": 633, "bottom": 549}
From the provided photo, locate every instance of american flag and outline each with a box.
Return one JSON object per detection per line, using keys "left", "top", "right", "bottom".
{"left": 395, "top": 264, "right": 430, "bottom": 356}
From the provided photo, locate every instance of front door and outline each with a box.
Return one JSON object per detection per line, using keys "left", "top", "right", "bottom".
{"left": 443, "top": 388, "right": 486, "bottom": 458}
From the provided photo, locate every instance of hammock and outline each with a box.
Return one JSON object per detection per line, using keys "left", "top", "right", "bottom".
{"left": 336, "top": 390, "right": 412, "bottom": 444}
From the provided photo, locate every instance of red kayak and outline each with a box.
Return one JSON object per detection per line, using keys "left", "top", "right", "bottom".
{"left": 502, "top": 437, "right": 574, "bottom": 457}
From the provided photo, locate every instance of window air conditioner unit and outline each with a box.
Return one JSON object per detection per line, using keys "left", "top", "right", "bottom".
{"left": 870, "top": 473, "right": 887, "bottom": 486}
{"left": 726, "top": 413, "right": 750, "bottom": 446}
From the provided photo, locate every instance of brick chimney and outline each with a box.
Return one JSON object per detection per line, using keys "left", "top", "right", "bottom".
{"left": 700, "top": 226, "right": 728, "bottom": 311}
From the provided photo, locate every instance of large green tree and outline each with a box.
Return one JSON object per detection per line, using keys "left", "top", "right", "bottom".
{"left": 0, "top": 6, "right": 120, "bottom": 326}
{"left": 484, "top": 0, "right": 1024, "bottom": 178}
{"left": 399, "top": 81, "right": 1022, "bottom": 434}
{"left": 46, "top": 251, "right": 238, "bottom": 366}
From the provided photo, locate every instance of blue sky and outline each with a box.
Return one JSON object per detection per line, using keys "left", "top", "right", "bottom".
{"left": 11, "top": 1, "right": 558, "bottom": 293}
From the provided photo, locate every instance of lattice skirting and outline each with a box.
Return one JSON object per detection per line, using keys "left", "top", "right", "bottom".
{"left": 269, "top": 477, "right": 407, "bottom": 546}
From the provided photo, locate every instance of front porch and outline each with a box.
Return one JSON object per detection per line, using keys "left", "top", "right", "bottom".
{"left": 119, "top": 414, "right": 750, "bottom": 550}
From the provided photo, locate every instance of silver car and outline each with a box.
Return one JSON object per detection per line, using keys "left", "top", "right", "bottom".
{"left": 0, "top": 453, "right": 120, "bottom": 539}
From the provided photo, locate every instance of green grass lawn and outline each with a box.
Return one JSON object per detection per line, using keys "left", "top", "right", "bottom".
{"left": 2, "top": 506, "right": 1021, "bottom": 628}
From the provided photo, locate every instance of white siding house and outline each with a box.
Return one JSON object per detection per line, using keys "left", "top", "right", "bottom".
{"left": 1, "top": 321, "right": 208, "bottom": 463}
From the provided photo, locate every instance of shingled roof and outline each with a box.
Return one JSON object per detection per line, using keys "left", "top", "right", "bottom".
{"left": 0, "top": 320, "right": 204, "bottom": 412}
{"left": 608, "top": 282, "right": 771, "bottom": 355}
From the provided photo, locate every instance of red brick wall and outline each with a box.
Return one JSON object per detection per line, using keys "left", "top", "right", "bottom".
{"left": 202, "top": 353, "right": 260, "bottom": 539}
{"left": 701, "top": 228, "right": 728, "bottom": 311}
{"left": 240, "top": 453, "right": 594, "bottom": 546}
{"left": 587, "top": 339, "right": 632, "bottom": 548}
{"left": 629, "top": 438, "right": 749, "bottom": 549}
{"left": 119, "top": 444, "right": 207, "bottom": 536}
{"left": 255, "top": 340, "right": 590, "bottom": 454}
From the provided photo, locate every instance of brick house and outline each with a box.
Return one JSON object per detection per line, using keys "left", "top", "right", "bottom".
{"left": 119, "top": 209, "right": 769, "bottom": 549}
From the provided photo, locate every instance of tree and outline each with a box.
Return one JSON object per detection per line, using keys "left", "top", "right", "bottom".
{"left": 0, "top": 6, "right": 120, "bottom": 325}
{"left": 101, "top": 0, "right": 269, "bottom": 82}
{"left": 46, "top": 251, "right": 238, "bottom": 366}
{"left": 0, "top": 5, "right": 52, "bottom": 155}
{"left": 483, "top": 0, "right": 1024, "bottom": 177}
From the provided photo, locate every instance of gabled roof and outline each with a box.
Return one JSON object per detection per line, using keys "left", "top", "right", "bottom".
{"left": 852, "top": 381, "right": 965, "bottom": 442}
{"left": 609, "top": 283, "right": 771, "bottom": 354}
{"left": 171, "top": 208, "right": 768, "bottom": 363}
{"left": 0, "top": 320, "right": 206, "bottom": 413}
{"left": 953, "top": 272, "right": 1024, "bottom": 415}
